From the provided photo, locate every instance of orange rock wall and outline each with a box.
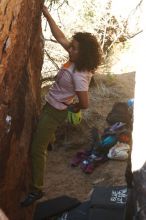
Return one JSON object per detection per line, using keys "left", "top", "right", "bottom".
{"left": 0, "top": 0, "right": 44, "bottom": 219}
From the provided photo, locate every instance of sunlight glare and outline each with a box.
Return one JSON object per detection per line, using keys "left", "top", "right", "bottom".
{"left": 132, "top": 2, "right": 145, "bottom": 172}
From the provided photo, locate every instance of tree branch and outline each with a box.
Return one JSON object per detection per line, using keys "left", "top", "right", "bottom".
{"left": 127, "top": 30, "right": 143, "bottom": 39}
{"left": 44, "top": 49, "right": 60, "bottom": 70}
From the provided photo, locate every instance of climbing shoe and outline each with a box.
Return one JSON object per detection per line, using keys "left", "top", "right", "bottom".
{"left": 70, "top": 150, "right": 90, "bottom": 167}
{"left": 21, "top": 191, "right": 44, "bottom": 207}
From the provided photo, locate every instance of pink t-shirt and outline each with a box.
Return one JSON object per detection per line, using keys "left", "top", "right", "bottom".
{"left": 45, "top": 62, "right": 92, "bottom": 110}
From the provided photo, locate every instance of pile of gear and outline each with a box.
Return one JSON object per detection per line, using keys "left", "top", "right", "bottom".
{"left": 70, "top": 100, "right": 133, "bottom": 174}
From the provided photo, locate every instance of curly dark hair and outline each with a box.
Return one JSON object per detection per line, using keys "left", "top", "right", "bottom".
{"left": 73, "top": 32, "right": 103, "bottom": 72}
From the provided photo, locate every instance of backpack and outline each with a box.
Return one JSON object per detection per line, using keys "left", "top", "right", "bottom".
{"left": 106, "top": 102, "right": 132, "bottom": 128}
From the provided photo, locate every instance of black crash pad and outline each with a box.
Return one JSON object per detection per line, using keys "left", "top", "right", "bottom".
{"left": 33, "top": 195, "right": 81, "bottom": 220}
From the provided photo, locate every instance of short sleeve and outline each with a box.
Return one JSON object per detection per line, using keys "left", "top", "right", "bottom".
{"left": 73, "top": 71, "right": 92, "bottom": 91}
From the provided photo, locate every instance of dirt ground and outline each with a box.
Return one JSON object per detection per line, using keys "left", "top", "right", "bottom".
{"left": 42, "top": 71, "right": 135, "bottom": 202}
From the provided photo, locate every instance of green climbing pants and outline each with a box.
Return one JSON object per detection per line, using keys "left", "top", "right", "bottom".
{"left": 31, "top": 103, "right": 67, "bottom": 190}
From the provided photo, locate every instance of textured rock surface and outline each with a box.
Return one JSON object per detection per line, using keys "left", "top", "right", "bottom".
{"left": 0, "top": 0, "right": 44, "bottom": 219}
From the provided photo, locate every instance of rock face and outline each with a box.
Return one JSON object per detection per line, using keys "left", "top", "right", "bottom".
{"left": 0, "top": 0, "right": 44, "bottom": 219}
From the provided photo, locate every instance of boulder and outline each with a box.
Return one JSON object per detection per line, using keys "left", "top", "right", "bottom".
{"left": 0, "top": 0, "right": 44, "bottom": 219}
